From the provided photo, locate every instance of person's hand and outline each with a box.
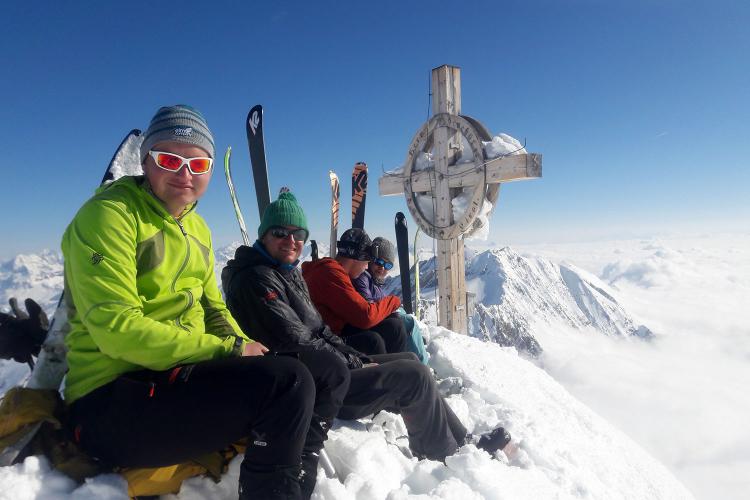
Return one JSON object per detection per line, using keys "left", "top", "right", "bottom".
{"left": 0, "top": 298, "right": 49, "bottom": 364}
{"left": 242, "top": 341, "right": 269, "bottom": 357}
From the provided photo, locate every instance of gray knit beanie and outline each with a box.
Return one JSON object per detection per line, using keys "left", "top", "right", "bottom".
{"left": 140, "top": 105, "right": 215, "bottom": 162}
{"left": 370, "top": 237, "right": 396, "bottom": 263}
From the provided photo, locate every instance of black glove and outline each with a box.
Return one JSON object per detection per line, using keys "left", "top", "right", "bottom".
{"left": 334, "top": 343, "right": 372, "bottom": 369}
{"left": 0, "top": 298, "right": 49, "bottom": 364}
{"left": 346, "top": 353, "right": 364, "bottom": 369}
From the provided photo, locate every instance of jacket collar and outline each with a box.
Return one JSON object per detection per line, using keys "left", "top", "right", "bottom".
{"left": 139, "top": 176, "right": 198, "bottom": 222}
{"left": 253, "top": 240, "right": 299, "bottom": 271}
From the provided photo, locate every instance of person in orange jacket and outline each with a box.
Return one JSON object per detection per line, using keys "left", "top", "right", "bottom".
{"left": 301, "top": 228, "right": 409, "bottom": 355}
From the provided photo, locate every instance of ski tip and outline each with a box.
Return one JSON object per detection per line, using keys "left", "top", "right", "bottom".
{"left": 246, "top": 105, "right": 264, "bottom": 136}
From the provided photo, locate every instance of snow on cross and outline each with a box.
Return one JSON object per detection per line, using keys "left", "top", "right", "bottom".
{"left": 379, "top": 65, "right": 542, "bottom": 334}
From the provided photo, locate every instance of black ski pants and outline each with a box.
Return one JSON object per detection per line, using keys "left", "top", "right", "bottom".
{"left": 302, "top": 351, "right": 467, "bottom": 461}
{"left": 341, "top": 313, "right": 409, "bottom": 355}
{"left": 68, "top": 355, "right": 316, "bottom": 498}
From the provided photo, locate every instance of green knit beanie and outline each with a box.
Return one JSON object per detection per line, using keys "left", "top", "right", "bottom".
{"left": 258, "top": 191, "right": 309, "bottom": 240}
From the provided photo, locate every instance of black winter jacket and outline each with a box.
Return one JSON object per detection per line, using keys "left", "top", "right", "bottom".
{"left": 221, "top": 243, "right": 369, "bottom": 369}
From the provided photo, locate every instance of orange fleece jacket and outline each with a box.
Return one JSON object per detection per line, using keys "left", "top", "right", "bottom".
{"left": 301, "top": 258, "right": 401, "bottom": 334}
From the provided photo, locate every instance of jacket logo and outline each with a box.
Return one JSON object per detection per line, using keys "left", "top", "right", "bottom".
{"left": 91, "top": 252, "right": 104, "bottom": 265}
{"left": 264, "top": 290, "right": 279, "bottom": 301}
{"left": 251, "top": 430, "right": 267, "bottom": 447}
{"left": 174, "top": 127, "right": 193, "bottom": 137}
{"left": 249, "top": 111, "right": 260, "bottom": 135}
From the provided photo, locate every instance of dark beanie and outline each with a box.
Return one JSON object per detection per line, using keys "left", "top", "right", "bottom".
{"left": 258, "top": 191, "right": 309, "bottom": 240}
{"left": 140, "top": 105, "right": 215, "bottom": 162}
{"left": 337, "top": 228, "right": 372, "bottom": 261}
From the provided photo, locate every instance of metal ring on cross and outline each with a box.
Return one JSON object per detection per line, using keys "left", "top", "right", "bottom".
{"left": 403, "top": 113, "right": 499, "bottom": 240}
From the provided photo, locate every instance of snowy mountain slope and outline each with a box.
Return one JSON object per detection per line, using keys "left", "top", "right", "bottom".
{"left": 0, "top": 326, "right": 693, "bottom": 500}
{"left": 0, "top": 250, "right": 63, "bottom": 316}
{"left": 385, "top": 247, "right": 652, "bottom": 356}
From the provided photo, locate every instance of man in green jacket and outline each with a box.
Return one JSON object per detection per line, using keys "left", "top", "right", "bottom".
{"left": 61, "top": 105, "right": 323, "bottom": 499}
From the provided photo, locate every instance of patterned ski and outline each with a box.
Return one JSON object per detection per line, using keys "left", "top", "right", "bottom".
{"left": 351, "top": 162, "right": 367, "bottom": 229}
{"left": 329, "top": 171, "right": 340, "bottom": 256}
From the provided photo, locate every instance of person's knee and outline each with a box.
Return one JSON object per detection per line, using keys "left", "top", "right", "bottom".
{"left": 389, "top": 359, "right": 433, "bottom": 394}
{"left": 302, "top": 351, "right": 351, "bottom": 404}
{"left": 376, "top": 317, "right": 408, "bottom": 350}
{"left": 355, "top": 332, "right": 386, "bottom": 354}
{"left": 371, "top": 333, "right": 387, "bottom": 354}
{"left": 271, "top": 356, "right": 316, "bottom": 409}
{"left": 401, "top": 352, "right": 419, "bottom": 362}
{"left": 380, "top": 315, "right": 406, "bottom": 334}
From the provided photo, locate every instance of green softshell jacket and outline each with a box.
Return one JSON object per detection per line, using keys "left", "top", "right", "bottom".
{"left": 61, "top": 176, "right": 248, "bottom": 404}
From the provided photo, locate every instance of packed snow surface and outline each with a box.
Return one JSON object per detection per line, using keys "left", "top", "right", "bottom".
{"left": 0, "top": 326, "right": 692, "bottom": 500}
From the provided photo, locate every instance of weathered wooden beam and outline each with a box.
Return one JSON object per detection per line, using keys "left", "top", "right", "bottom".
{"left": 432, "top": 65, "right": 461, "bottom": 116}
{"left": 379, "top": 153, "right": 543, "bottom": 196}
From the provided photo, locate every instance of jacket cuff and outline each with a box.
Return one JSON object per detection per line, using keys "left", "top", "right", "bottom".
{"left": 231, "top": 337, "right": 246, "bottom": 356}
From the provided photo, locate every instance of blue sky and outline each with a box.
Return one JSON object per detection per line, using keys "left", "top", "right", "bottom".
{"left": 1, "top": 0, "right": 748, "bottom": 259}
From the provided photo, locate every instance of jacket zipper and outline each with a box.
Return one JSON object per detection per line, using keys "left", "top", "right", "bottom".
{"left": 173, "top": 219, "right": 192, "bottom": 331}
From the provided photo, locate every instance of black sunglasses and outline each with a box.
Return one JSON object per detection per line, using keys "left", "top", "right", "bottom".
{"left": 269, "top": 226, "right": 309, "bottom": 242}
{"left": 372, "top": 257, "right": 394, "bottom": 270}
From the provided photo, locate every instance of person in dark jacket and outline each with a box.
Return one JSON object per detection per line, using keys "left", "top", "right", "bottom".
{"left": 302, "top": 229, "right": 408, "bottom": 355}
{"left": 222, "top": 191, "right": 514, "bottom": 469}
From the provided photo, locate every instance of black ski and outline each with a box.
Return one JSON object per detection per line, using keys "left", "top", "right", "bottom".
{"left": 0, "top": 129, "right": 143, "bottom": 466}
{"left": 394, "top": 212, "right": 413, "bottom": 314}
{"left": 351, "top": 162, "right": 367, "bottom": 229}
{"left": 246, "top": 105, "right": 271, "bottom": 218}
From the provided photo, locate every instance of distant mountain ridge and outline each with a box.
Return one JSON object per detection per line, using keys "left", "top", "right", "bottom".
{"left": 385, "top": 247, "right": 652, "bottom": 356}
{"left": 0, "top": 250, "right": 63, "bottom": 315}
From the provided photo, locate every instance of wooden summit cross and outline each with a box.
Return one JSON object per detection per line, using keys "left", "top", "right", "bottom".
{"left": 379, "top": 65, "right": 542, "bottom": 333}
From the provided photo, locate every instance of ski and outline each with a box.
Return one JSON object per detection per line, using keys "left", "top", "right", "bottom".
{"left": 0, "top": 129, "right": 143, "bottom": 466}
{"left": 329, "top": 171, "right": 340, "bottom": 256}
{"left": 413, "top": 227, "right": 421, "bottom": 320}
{"left": 394, "top": 212, "right": 413, "bottom": 314}
{"left": 246, "top": 105, "right": 271, "bottom": 218}
{"left": 223, "top": 146, "right": 251, "bottom": 246}
{"left": 351, "top": 162, "right": 367, "bottom": 229}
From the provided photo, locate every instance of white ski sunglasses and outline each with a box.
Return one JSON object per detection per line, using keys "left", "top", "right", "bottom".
{"left": 148, "top": 150, "right": 214, "bottom": 175}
